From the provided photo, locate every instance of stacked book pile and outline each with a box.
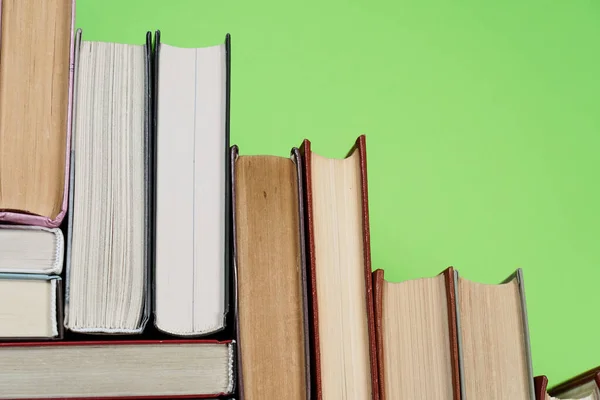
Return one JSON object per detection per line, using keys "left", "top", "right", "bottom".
{"left": 0, "top": 1, "right": 597, "bottom": 400}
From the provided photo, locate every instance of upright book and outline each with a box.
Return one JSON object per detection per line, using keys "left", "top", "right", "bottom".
{"left": 153, "top": 31, "right": 231, "bottom": 337}
{"left": 373, "top": 267, "right": 535, "bottom": 399}
{"left": 456, "top": 269, "right": 535, "bottom": 399}
{"left": 373, "top": 268, "right": 460, "bottom": 400}
{"left": 300, "top": 135, "right": 379, "bottom": 400}
{"left": 0, "top": 0, "right": 75, "bottom": 227}
{"left": 232, "top": 146, "right": 311, "bottom": 399}
{"left": 64, "top": 29, "right": 151, "bottom": 333}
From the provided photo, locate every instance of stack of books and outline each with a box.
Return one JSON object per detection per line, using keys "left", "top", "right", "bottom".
{"left": 0, "top": 1, "right": 597, "bottom": 400}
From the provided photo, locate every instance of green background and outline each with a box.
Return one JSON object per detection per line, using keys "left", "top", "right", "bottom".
{"left": 78, "top": 0, "right": 600, "bottom": 386}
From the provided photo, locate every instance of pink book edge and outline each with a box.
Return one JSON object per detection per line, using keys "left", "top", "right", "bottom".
{"left": 0, "top": 0, "right": 76, "bottom": 228}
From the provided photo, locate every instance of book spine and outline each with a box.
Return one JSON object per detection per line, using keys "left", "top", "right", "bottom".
{"left": 514, "top": 269, "right": 536, "bottom": 400}
{"left": 230, "top": 145, "right": 244, "bottom": 400}
{"left": 372, "top": 269, "right": 385, "bottom": 400}
{"left": 443, "top": 267, "right": 461, "bottom": 400}
{"left": 299, "top": 139, "right": 322, "bottom": 400}
{"left": 292, "top": 147, "right": 313, "bottom": 400}
{"left": 223, "top": 32, "right": 233, "bottom": 334}
{"left": 534, "top": 375, "right": 549, "bottom": 400}
{"left": 354, "top": 135, "right": 380, "bottom": 400}
{"left": 63, "top": 27, "right": 82, "bottom": 333}
{"left": 300, "top": 136, "right": 379, "bottom": 400}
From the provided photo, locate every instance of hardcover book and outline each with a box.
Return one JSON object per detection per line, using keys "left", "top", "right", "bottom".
{"left": 0, "top": 340, "right": 235, "bottom": 399}
{"left": 373, "top": 268, "right": 460, "bottom": 400}
{"left": 64, "top": 29, "right": 152, "bottom": 334}
{"left": 373, "top": 268, "right": 536, "bottom": 400}
{"left": 457, "top": 269, "right": 536, "bottom": 399}
{"left": 0, "top": 274, "right": 63, "bottom": 340}
{"left": 0, "top": 0, "right": 76, "bottom": 227}
{"left": 300, "top": 135, "right": 379, "bottom": 400}
{"left": 153, "top": 31, "right": 231, "bottom": 337}
{"left": 0, "top": 226, "right": 64, "bottom": 274}
{"left": 232, "top": 145, "right": 311, "bottom": 399}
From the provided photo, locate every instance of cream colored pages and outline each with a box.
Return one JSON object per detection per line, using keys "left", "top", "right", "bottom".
{"left": 312, "top": 150, "right": 371, "bottom": 399}
{"left": 0, "top": 0, "right": 71, "bottom": 218}
{"left": 155, "top": 43, "right": 226, "bottom": 335}
{"left": 0, "top": 279, "right": 56, "bottom": 337}
{"left": 382, "top": 275, "right": 454, "bottom": 399}
{"left": 459, "top": 276, "right": 530, "bottom": 399}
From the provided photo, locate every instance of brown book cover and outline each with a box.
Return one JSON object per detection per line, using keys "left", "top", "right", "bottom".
{"left": 231, "top": 145, "right": 311, "bottom": 399}
{"left": 373, "top": 268, "right": 460, "bottom": 400}
{"left": 0, "top": 0, "right": 76, "bottom": 227}
{"left": 300, "top": 135, "right": 379, "bottom": 400}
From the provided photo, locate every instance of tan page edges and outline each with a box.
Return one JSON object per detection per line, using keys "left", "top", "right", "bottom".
{"left": 0, "top": 0, "right": 72, "bottom": 218}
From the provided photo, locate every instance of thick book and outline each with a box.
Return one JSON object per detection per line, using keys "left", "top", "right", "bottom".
{"left": 64, "top": 29, "right": 151, "bottom": 334}
{"left": 0, "top": 340, "right": 235, "bottom": 399}
{"left": 300, "top": 135, "right": 379, "bottom": 400}
{"left": 0, "top": 274, "right": 63, "bottom": 340}
{"left": 0, "top": 0, "right": 75, "bottom": 227}
{"left": 0, "top": 226, "right": 64, "bottom": 274}
{"left": 232, "top": 146, "right": 311, "bottom": 399}
{"left": 373, "top": 268, "right": 460, "bottom": 400}
{"left": 535, "top": 368, "right": 600, "bottom": 399}
{"left": 153, "top": 31, "right": 231, "bottom": 337}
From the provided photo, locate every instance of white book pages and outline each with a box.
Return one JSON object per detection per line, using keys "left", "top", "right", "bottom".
{"left": 155, "top": 42, "right": 226, "bottom": 336}
{"left": 0, "top": 226, "right": 63, "bottom": 274}
{"left": 66, "top": 40, "right": 146, "bottom": 333}
{"left": 0, "top": 342, "right": 235, "bottom": 398}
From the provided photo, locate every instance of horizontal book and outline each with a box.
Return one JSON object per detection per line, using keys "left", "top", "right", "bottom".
{"left": 0, "top": 226, "right": 64, "bottom": 274}
{"left": 0, "top": 274, "right": 63, "bottom": 340}
{"left": 153, "top": 31, "right": 231, "bottom": 336}
{"left": 232, "top": 146, "right": 310, "bottom": 399}
{"left": 0, "top": 340, "right": 235, "bottom": 399}
{"left": 535, "top": 367, "right": 600, "bottom": 400}
{"left": 64, "top": 29, "right": 151, "bottom": 334}
{"left": 0, "top": 0, "right": 75, "bottom": 227}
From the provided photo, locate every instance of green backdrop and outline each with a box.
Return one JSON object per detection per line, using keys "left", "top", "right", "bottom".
{"left": 77, "top": 0, "right": 600, "bottom": 386}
